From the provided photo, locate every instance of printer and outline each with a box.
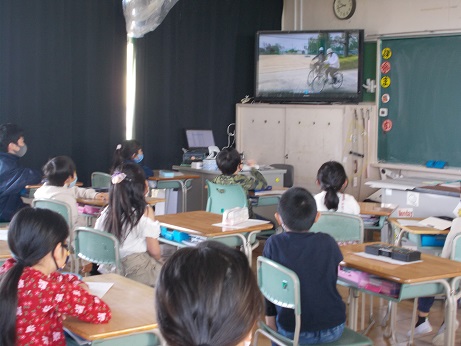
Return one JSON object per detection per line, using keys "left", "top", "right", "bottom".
{"left": 182, "top": 129, "right": 219, "bottom": 164}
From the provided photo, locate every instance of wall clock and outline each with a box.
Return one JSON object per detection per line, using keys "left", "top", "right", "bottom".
{"left": 333, "top": 0, "right": 356, "bottom": 20}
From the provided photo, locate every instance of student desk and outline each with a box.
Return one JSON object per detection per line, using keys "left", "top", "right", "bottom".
{"left": 388, "top": 217, "right": 450, "bottom": 247}
{"left": 76, "top": 197, "right": 165, "bottom": 207}
{"left": 339, "top": 243, "right": 461, "bottom": 345}
{"left": 76, "top": 197, "right": 165, "bottom": 227}
{"left": 0, "top": 241, "right": 11, "bottom": 266}
{"left": 63, "top": 274, "right": 157, "bottom": 342}
{"left": 148, "top": 171, "right": 200, "bottom": 213}
{"left": 156, "top": 210, "right": 273, "bottom": 263}
{"left": 0, "top": 224, "right": 10, "bottom": 265}
{"left": 359, "top": 202, "right": 397, "bottom": 243}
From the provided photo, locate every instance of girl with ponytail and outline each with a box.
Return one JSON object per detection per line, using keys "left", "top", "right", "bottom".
{"left": 0, "top": 208, "right": 111, "bottom": 346}
{"left": 314, "top": 161, "right": 360, "bottom": 215}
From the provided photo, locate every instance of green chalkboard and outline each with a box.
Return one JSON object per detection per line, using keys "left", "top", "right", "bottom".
{"left": 377, "top": 35, "right": 461, "bottom": 168}
{"left": 362, "top": 41, "right": 377, "bottom": 103}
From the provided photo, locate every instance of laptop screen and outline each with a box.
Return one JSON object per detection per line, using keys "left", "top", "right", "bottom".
{"left": 186, "top": 129, "right": 215, "bottom": 148}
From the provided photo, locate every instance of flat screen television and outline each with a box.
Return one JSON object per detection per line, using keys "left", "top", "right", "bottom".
{"left": 255, "top": 29, "right": 364, "bottom": 104}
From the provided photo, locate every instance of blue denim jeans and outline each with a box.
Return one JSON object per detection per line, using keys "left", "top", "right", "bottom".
{"left": 418, "top": 296, "right": 436, "bottom": 313}
{"left": 276, "top": 322, "right": 345, "bottom": 344}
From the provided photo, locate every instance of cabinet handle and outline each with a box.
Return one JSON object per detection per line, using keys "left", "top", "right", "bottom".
{"left": 285, "top": 154, "right": 288, "bottom": 159}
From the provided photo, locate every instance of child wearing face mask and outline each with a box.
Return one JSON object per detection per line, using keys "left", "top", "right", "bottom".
{"left": 0, "top": 123, "right": 42, "bottom": 222}
{"left": 111, "top": 139, "right": 153, "bottom": 178}
{"left": 34, "top": 156, "right": 107, "bottom": 228}
{"left": 0, "top": 208, "right": 111, "bottom": 346}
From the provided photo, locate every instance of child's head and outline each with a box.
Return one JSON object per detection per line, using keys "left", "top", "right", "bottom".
{"left": 156, "top": 241, "right": 263, "bottom": 346}
{"left": 0, "top": 208, "right": 69, "bottom": 345}
{"left": 105, "top": 162, "right": 147, "bottom": 240}
{"left": 42, "top": 156, "right": 76, "bottom": 186}
{"left": 215, "top": 147, "right": 241, "bottom": 175}
{"left": 0, "top": 123, "right": 25, "bottom": 155}
{"left": 276, "top": 187, "right": 318, "bottom": 232}
{"left": 316, "top": 161, "right": 348, "bottom": 211}
{"left": 111, "top": 139, "right": 143, "bottom": 172}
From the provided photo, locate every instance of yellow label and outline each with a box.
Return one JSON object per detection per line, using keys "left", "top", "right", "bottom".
{"left": 382, "top": 47, "right": 392, "bottom": 59}
{"left": 380, "top": 76, "right": 391, "bottom": 88}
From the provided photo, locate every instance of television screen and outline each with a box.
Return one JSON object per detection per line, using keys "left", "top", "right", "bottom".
{"left": 255, "top": 29, "right": 364, "bottom": 104}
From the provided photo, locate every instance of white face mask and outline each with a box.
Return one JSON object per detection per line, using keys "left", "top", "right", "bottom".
{"left": 13, "top": 143, "right": 27, "bottom": 157}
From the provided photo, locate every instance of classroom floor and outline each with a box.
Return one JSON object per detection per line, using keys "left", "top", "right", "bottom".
{"left": 251, "top": 240, "right": 461, "bottom": 346}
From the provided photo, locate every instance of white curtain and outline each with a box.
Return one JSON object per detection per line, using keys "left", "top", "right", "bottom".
{"left": 122, "top": 0, "right": 179, "bottom": 38}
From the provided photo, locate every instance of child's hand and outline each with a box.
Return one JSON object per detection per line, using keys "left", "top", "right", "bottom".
{"left": 78, "top": 282, "right": 89, "bottom": 291}
{"left": 95, "top": 192, "right": 108, "bottom": 201}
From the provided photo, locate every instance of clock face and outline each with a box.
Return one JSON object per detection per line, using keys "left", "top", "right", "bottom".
{"left": 333, "top": 0, "right": 356, "bottom": 20}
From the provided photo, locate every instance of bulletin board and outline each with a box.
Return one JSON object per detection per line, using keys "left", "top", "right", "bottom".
{"left": 377, "top": 35, "right": 461, "bottom": 168}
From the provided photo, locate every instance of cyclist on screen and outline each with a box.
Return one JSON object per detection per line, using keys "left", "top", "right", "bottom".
{"left": 311, "top": 47, "right": 325, "bottom": 73}
{"left": 324, "top": 48, "right": 340, "bottom": 84}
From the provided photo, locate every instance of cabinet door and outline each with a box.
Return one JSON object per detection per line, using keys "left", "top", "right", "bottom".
{"left": 285, "top": 107, "right": 344, "bottom": 192}
{"left": 236, "top": 104, "right": 286, "bottom": 164}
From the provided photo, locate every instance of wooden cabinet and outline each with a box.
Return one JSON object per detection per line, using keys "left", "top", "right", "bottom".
{"left": 236, "top": 103, "right": 377, "bottom": 199}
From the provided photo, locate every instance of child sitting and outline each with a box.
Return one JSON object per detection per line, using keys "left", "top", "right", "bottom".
{"left": 111, "top": 139, "right": 153, "bottom": 178}
{"left": 0, "top": 208, "right": 111, "bottom": 346}
{"left": 263, "top": 187, "right": 346, "bottom": 344}
{"left": 95, "top": 162, "right": 162, "bottom": 287}
{"left": 34, "top": 156, "right": 107, "bottom": 228}
{"left": 212, "top": 147, "right": 267, "bottom": 217}
{"left": 156, "top": 241, "right": 263, "bottom": 346}
{"left": 314, "top": 161, "right": 360, "bottom": 215}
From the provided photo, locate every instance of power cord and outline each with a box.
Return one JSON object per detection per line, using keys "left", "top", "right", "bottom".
{"left": 224, "top": 123, "right": 236, "bottom": 149}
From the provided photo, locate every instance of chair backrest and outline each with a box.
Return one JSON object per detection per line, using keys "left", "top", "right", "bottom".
{"left": 309, "top": 212, "right": 364, "bottom": 244}
{"left": 205, "top": 180, "right": 248, "bottom": 214}
{"left": 257, "top": 256, "right": 301, "bottom": 345}
{"left": 32, "top": 199, "right": 72, "bottom": 228}
{"left": 451, "top": 233, "right": 461, "bottom": 262}
{"left": 91, "top": 172, "right": 112, "bottom": 189}
{"left": 270, "top": 164, "right": 294, "bottom": 188}
{"left": 74, "top": 227, "right": 123, "bottom": 274}
{"left": 91, "top": 331, "right": 162, "bottom": 345}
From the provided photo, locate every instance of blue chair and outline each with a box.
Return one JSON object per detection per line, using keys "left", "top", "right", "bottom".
{"left": 205, "top": 180, "right": 248, "bottom": 214}
{"left": 91, "top": 172, "right": 111, "bottom": 189}
{"left": 253, "top": 256, "right": 373, "bottom": 346}
{"left": 206, "top": 180, "right": 262, "bottom": 265}
{"left": 310, "top": 212, "right": 364, "bottom": 244}
{"left": 66, "top": 331, "right": 164, "bottom": 346}
{"left": 74, "top": 227, "right": 123, "bottom": 275}
{"left": 32, "top": 198, "right": 76, "bottom": 272}
{"left": 32, "top": 198, "right": 73, "bottom": 228}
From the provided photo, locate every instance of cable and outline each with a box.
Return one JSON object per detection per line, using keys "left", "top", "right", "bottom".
{"left": 224, "top": 123, "right": 236, "bottom": 149}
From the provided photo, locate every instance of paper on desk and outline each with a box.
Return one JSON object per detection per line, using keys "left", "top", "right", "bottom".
{"left": 397, "top": 219, "right": 423, "bottom": 227}
{"left": 0, "top": 229, "right": 7, "bottom": 241}
{"left": 213, "top": 219, "right": 271, "bottom": 230}
{"left": 418, "top": 217, "right": 452, "bottom": 230}
{"left": 255, "top": 189, "right": 287, "bottom": 196}
{"left": 354, "top": 252, "right": 422, "bottom": 265}
{"left": 87, "top": 282, "right": 114, "bottom": 298}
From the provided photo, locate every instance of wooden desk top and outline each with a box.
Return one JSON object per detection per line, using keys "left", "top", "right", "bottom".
{"left": 147, "top": 171, "right": 200, "bottom": 182}
{"left": 77, "top": 197, "right": 165, "bottom": 207}
{"left": 63, "top": 274, "right": 156, "bottom": 341}
{"left": 359, "top": 202, "right": 397, "bottom": 217}
{"left": 26, "top": 182, "right": 83, "bottom": 189}
{"left": 388, "top": 217, "right": 450, "bottom": 235}
{"left": 0, "top": 240, "right": 11, "bottom": 260}
{"left": 156, "top": 211, "right": 273, "bottom": 237}
{"left": 340, "top": 243, "right": 461, "bottom": 284}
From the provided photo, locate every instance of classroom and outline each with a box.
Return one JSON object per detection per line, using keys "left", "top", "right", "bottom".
{"left": 2, "top": 0, "right": 461, "bottom": 345}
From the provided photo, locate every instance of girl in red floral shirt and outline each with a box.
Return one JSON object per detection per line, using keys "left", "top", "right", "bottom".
{"left": 0, "top": 207, "right": 111, "bottom": 346}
